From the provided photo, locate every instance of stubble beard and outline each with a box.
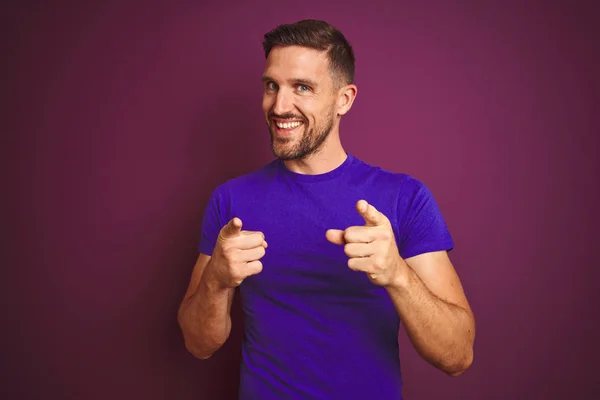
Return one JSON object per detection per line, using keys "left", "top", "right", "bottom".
{"left": 269, "top": 107, "right": 336, "bottom": 161}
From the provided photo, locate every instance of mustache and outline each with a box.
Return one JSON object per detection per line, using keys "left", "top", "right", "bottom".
{"left": 268, "top": 111, "right": 305, "bottom": 121}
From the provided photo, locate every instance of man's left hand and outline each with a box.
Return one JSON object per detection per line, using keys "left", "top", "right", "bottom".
{"left": 326, "top": 200, "right": 405, "bottom": 287}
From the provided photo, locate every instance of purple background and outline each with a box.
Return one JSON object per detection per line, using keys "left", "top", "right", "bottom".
{"left": 3, "top": 1, "right": 599, "bottom": 399}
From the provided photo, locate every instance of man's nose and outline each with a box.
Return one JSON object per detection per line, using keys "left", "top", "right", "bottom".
{"left": 273, "top": 89, "right": 293, "bottom": 115}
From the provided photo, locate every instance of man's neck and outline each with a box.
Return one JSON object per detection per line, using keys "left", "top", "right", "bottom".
{"left": 282, "top": 140, "right": 348, "bottom": 175}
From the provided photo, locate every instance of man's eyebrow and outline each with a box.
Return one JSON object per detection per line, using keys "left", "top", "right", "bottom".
{"left": 261, "top": 75, "right": 319, "bottom": 88}
{"left": 292, "top": 78, "right": 319, "bottom": 88}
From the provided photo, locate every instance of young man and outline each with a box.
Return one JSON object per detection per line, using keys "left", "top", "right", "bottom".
{"left": 178, "top": 19, "right": 475, "bottom": 399}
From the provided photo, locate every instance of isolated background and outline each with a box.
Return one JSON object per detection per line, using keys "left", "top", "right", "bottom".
{"left": 3, "top": 0, "right": 599, "bottom": 399}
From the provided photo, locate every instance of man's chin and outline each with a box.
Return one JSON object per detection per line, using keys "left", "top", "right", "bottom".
{"left": 272, "top": 146, "right": 296, "bottom": 160}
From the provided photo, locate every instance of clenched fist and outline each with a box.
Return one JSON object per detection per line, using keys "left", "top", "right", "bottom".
{"left": 208, "top": 217, "right": 267, "bottom": 288}
{"left": 326, "top": 200, "right": 403, "bottom": 288}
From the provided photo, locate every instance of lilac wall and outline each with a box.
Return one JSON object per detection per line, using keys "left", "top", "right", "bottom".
{"left": 4, "top": 1, "right": 599, "bottom": 399}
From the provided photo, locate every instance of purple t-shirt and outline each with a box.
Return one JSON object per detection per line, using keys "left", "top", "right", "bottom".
{"left": 198, "top": 153, "right": 453, "bottom": 400}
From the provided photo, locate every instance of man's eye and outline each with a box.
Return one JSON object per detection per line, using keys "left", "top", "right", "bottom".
{"left": 297, "top": 85, "right": 309, "bottom": 92}
{"left": 266, "top": 82, "right": 278, "bottom": 90}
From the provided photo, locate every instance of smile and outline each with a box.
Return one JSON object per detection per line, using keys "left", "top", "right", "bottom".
{"left": 275, "top": 120, "right": 303, "bottom": 129}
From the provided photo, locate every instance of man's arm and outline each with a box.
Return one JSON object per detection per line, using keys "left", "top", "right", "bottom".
{"left": 178, "top": 217, "right": 266, "bottom": 359}
{"left": 326, "top": 200, "right": 475, "bottom": 376}
{"left": 177, "top": 253, "right": 235, "bottom": 359}
{"left": 385, "top": 250, "right": 475, "bottom": 376}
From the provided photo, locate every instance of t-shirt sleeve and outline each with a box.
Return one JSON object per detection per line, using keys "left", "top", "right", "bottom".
{"left": 197, "top": 185, "right": 228, "bottom": 256}
{"left": 397, "top": 178, "right": 454, "bottom": 259}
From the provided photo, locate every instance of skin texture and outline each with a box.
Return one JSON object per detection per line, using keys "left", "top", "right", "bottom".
{"left": 261, "top": 46, "right": 356, "bottom": 174}
{"left": 178, "top": 45, "right": 475, "bottom": 376}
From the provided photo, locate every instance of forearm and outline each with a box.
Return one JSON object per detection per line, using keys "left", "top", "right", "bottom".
{"left": 178, "top": 262, "right": 234, "bottom": 359}
{"left": 387, "top": 262, "right": 475, "bottom": 375}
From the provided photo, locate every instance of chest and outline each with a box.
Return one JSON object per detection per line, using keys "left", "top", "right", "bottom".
{"left": 232, "top": 189, "right": 395, "bottom": 300}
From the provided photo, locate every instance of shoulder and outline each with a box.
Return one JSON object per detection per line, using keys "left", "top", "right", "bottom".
{"left": 351, "top": 155, "right": 428, "bottom": 198}
{"left": 211, "top": 158, "right": 280, "bottom": 198}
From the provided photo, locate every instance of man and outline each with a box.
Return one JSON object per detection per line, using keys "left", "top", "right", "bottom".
{"left": 178, "top": 19, "right": 475, "bottom": 399}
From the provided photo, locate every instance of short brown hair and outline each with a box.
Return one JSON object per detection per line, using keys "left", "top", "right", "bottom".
{"left": 262, "top": 20, "right": 355, "bottom": 86}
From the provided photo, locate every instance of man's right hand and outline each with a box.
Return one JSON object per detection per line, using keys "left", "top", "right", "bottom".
{"left": 207, "top": 217, "right": 267, "bottom": 288}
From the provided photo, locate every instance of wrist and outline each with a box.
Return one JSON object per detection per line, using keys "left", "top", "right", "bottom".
{"left": 202, "top": 259, "right": 227, "bottom": 292}
{"left": 385, "top": 257, "right": 410, "bottom": 291}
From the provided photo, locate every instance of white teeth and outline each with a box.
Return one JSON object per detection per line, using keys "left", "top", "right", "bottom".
{"left": 276, "top": 121, "right": 302, "bottom": 129}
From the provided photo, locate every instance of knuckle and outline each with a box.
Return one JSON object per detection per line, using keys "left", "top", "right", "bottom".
{"left": 223, "top": 248, "right": 237, "bottom": 262}
{"left": 372, "top": 255, "right": 384, "bottom": 269}
{"left": 343, "top": 228, "right": 352, "bottom": 240}
{"left": 382, "top": 229, "right": 393, "bottom": 241}
{"left": 244, "top": 234, "right": 259, "bottom": 247}
{"left": 230, "top": 268, "right": 243, "bottom": 282}
{"left": 220, "top": 240, "right": 235, "bottom": 253}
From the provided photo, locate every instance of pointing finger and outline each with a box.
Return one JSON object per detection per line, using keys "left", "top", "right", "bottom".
{"left": 219, "top": 217, "right": 243, "bottom": 239}
{"left": 356, "top": 200, "right": 389, "bottom": 227}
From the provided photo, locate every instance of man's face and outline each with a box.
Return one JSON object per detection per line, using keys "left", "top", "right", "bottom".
{"left": 261, "top": 46, "right": 338, "bottom": 161}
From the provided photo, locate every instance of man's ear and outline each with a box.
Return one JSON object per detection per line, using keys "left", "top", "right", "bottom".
{"left": 336, "top": 84, "right": 358, "bottom": 116}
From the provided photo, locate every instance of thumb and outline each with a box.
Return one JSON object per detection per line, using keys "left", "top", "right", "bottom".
{"left": 326, "top": 229, "right": 346, "bottom": 245}
{"left": 356, "top": 200, "right": 388, "bottom": 227}
{"left": 219, "top": 217, "right": 242, "bottom": 239}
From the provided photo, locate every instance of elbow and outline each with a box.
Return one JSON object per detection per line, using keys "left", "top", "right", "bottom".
{"left": 177, "top": 314, "right": 216, "bottom": 360}
{"left": 177, "top": 306, "right": 230, "bottom": 360}
{"left": 180, "top": 329, "right": 221, "bottom": 360}
{"left": 443, "top": 347, "right": 474, "bottom": 377}
{"left": 445, "top": 321, "right": 476, "bottom": 377}
{"left": 184, "top": 340, "right": 215, "bottom": 360}
{"left": 179, "top": 323, "right": 225, "bottom": 360}
{"left": 446, "top": 366, "right": 469, "bottom": 377}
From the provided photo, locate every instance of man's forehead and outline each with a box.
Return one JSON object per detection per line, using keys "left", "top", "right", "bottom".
{"left": 263, "top": 46, "right": 329, "bottom": 81}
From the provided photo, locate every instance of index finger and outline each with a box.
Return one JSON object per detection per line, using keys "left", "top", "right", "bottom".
{"left": 219, "top": 217, "right": 242, "bottom": 239}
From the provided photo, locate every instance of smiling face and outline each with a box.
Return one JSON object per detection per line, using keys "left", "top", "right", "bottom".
{"left": 262, "top": 46, "right": 340, "bottom": 161}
